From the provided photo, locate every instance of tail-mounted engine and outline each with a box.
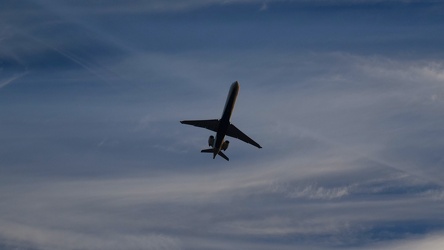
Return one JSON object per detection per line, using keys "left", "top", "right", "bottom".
{"left": 222, "top": 140, "right": 230, "bottom": 151}
{"left": 208, "top": 135, "right": 215, "bottom": 147}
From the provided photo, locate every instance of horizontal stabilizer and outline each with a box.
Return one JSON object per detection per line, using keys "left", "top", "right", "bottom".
{"left": 200, "top": 148, "right": 229, "bottom": 161}
{"left": 218, "top": 151, "right": 229, "bottom": 161}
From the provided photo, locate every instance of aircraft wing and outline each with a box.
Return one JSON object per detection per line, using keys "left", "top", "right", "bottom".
{"left": 180, "top": 119, "right": 219, "bottom": 133}
{"left": 226, "top": 123, "right": 262, "bottom": 148}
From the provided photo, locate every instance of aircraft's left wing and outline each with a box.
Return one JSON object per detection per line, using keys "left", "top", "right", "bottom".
{"left": 226, "top": 124, "right": 262, "bottom": 148}
{"left": 180, "top": 119, "right": 219, "bottom": 133}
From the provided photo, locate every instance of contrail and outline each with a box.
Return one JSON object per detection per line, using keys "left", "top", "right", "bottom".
{"left": 0, "top": 71, "right": 29, "bottom": 90}
{"left": 9, "top": 27, "right": 115, "bottom": 82}
{"left": 31, "top": 36, "right": 110, "bottom": 81}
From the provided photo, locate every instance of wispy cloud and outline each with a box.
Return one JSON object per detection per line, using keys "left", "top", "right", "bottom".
{"left": 0, "top": 158, "right": 442, "bottom": 249}
{"left": 0, "top": 71, "right": 28, "bottom": 90}
{"left": 1, "top": 1, "right": 443, "bottom": 249}
{"left": 362, "top": 233, "right": 444, "bottom": 250}
{"left": 0, "top": 219, "right": 181, "bottom": 250}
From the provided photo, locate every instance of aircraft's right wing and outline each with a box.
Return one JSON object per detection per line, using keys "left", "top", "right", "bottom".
{"left": 226, "top": 123, "right": 262, "bottom": 149}
{"left": 180, "top": 119, "right": 219, "bottom": 133}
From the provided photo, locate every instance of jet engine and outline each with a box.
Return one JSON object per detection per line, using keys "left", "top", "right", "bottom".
{"left": 208, "top": 135, "right": 215, "bottom": 147}
{"left": 222, "top": 140, "right": 230, "bottom": 151}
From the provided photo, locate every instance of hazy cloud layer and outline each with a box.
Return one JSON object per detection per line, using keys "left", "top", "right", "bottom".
{"left": 1, "top": 0, "right": 444, "bottom": 249}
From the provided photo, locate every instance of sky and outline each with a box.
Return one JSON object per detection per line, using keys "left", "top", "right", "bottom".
{"left": 1, "top": 0, "right": 444, "bottom": 249}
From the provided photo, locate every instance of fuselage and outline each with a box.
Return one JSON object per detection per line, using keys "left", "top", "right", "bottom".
{"left": 212, "top": 81, "right": 239, "bottom": 158}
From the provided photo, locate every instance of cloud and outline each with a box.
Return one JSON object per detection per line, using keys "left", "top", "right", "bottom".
{"left": 0, "top": 220, "right": 181, "bottom": 250}
{"left": 0, "top": 71, "right": 28, "bottom": 90}
{"left": 1, "top": 133, "right": 443, "bottom": 248}
{"left": 363, "top": 233, "right": 444, "bottom": 250}
{"left": 271, "top": 183, "right": 351, "bottom": 200}
{"left": 1, "top": 1, "right": 443, "bottom": 248}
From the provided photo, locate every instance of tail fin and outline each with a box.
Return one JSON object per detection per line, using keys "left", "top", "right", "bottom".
{"left": 201, "top": 148, "right": 229, "bottom": 161}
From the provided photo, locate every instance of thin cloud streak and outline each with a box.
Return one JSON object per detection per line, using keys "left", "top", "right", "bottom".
{"left": 0, "top": 71, "right": 28, "bottom": 90}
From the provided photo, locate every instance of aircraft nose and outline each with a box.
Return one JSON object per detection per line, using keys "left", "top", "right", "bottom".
{"left": 232, "top": 81, "right": 240, "bottom": 90}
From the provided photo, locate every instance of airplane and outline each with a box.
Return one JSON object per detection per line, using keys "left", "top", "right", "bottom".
{"left": 180, "top": 81, "right": 262, "bottom": 161}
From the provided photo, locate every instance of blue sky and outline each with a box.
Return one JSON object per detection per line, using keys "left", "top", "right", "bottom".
{"left": 1, "top": 0, "right": 444, "bottom": 249}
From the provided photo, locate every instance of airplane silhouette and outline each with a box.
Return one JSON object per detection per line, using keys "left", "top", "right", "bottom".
{"left": 180, "top": 81, "right": 262, "bottom": 161}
